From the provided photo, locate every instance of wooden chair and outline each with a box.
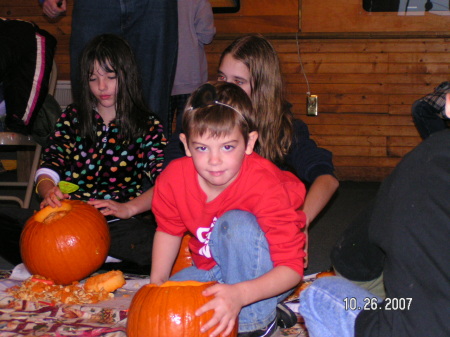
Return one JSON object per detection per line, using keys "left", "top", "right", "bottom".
{"left": 0, "top": 60, "right": 57, "bottom": 208}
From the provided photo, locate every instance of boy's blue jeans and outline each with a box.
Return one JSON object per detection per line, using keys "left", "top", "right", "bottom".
{"left": 299, "top": 276, "right": 380, "bottom": 337}
{"left": 169, "top": 210, "right": 291, "bottom": 333}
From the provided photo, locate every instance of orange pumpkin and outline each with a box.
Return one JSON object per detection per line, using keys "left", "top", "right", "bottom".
{"left": 316, "top": 270, "right": 336, "bottom": 278}
{"left": 20, "top": 200, "right": 110, "bottom": 285}
{"left": 127, "top": 281, "right": 238, "bottom": 337}
{"left": 170, "top": 233, "right": 194, "bottom": 276}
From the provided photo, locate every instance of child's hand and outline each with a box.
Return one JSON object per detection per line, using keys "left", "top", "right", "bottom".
{"left": 42, "top": 0, "right": 66, "bottom": 19}
{"left": 88, "top": 199, "right": 133, "bottom": 219}
{"left": 41, "top": 186, "right": 69, "bottom": 209}
{"left": 195, "top": 283, "right": 243, "bottom": 337}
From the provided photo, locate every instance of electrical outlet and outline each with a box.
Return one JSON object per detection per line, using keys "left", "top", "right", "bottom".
{"left": 307, "top": 95, "right": 318, "bottom": 116}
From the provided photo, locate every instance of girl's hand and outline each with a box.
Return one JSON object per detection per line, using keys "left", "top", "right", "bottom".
{"left": 40, "top": 186, "right": 69, "bottom": 209}
{"left": 42, "top": 0, "right": 66, "bottom": 19}
{"left": 196, "top": 283, "right": 243, "bottom": 337}
{"left": 88, "top": 199, "right": 133, "bottom": 219}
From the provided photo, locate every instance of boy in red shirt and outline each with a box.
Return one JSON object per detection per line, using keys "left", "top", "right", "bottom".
{"left": 151, "top": 82, "right": 306, "bottom": 337}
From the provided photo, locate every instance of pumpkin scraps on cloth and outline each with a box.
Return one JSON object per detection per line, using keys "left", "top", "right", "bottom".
{"left": 6, "top": 274, "right": 121, "bottom": 306}
{"left": 0, "top": 271, "right": 143, "bottom": 337}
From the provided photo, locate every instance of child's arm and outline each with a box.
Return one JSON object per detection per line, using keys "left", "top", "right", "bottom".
{"left": 196, "top": 266, "right": 301, "bottom": 337}
{"left": 150, "top": 231, "right": 183, "bottom": 285}
{"left": 88, "top": 187, "right": 154, "bottom": 219}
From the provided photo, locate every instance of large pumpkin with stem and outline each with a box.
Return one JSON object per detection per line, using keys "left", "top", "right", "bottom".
{"left": 20, "top": 200, "right": 110, "bottom": 285}
{"left": 127, "top": 281, "right": 238, "bottom": 337}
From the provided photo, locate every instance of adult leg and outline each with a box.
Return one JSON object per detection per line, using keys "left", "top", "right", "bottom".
{"left": 299, "top": 276, "right": 379, "bottom": 337}
{"left": 122, "top": 0, "right": 178, "bottom": 136}
{"left": 70, "top": 0, "right": 122, "bottom": 102}
{"left": 330, "top": 200, "right": 386, "bottom": 298}
{"left": 209, "top": 210, "right": 288, "bottom": 333}
{"left": 411, "top": 99, "right": 447, "bottom": 139}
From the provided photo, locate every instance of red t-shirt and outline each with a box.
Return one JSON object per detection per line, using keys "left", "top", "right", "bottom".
{"left": 152, "top": 152, "right": 307, "bottom": 275}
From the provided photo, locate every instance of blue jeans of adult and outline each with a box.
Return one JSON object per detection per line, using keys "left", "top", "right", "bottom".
{"left": 299, "top": 276, "right": 381, "bottom": 337}
{"left": 411, "top": 99, "right": 448, "bottom": 139}
{"left": 169, "top": 210, "right": 291, "bottom": 333}
{"left": 71, "top": 0, "right": 178, "bottom": 136}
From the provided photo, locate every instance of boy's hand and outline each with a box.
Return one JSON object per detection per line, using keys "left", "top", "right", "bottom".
{"left": 88, "top": 199, "right": 133, "bottom": 219}
{"left": 196, "top": 283, "right": 243, "bottom": 337}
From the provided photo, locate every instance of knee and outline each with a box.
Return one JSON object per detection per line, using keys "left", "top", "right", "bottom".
{"left": 301, "top": 277, "right": 335, "bottom": 301}
{"left": 300, "top": 276, "right": 344, "bottom": 317}
{"left": 213, "top": 210, "right": 260, "bottom": 243}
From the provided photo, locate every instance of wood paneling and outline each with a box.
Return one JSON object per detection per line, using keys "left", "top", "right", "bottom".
{"left": 213, "top": 0, "right": 299, "bottom": 33}
{"left": 1, "top": 1, "right": 449, "bottom": 181}
{"left": 301, "top": 0, "right": 450, "bottom": 33}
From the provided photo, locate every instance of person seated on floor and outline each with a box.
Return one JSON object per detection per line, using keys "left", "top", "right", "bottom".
{"left": 150, "top": 82, "right": 306, "bottom": 337}
{"left": 411, "top": 81, "right": 450, "bottom": 139}
{"left": 0, "top": 34, "right": 166, "bottom": 275}
{"left": 299, "top": 129, "right": 450, "bottom": 337}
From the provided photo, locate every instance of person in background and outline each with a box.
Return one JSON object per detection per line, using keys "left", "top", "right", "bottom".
{"left": 40, "top": 0, "right": 178, "bottom": 137}
{"left": 0, "top": 18, "right": 56, "bottom": 135}
{"left": 169, "top": 0, "right": 215, "bottom": 138}
{"left": 0, "top": 34, "right": 166, "bottom": 274}
{"left": 300, "top": 129, "right": 450, "bottom": 337}
{"left": 411, "top": 81, "right": 450, "bottom": 139}
{"left": 151, "top": 82, "right": 306, "bottom": 337}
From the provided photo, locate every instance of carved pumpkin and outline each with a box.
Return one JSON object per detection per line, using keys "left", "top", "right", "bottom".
{"left": 170, "top": 233, "right": 194, "bottom": 276}
{"left": 127, "top": 281, "right": 238, "bottom": 337}
{"left": 20, "top": 200, "right": 110, "bottom": 285}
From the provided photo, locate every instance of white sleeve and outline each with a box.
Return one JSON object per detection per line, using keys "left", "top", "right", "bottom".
{"left": 35, "top": 168, "right": 60, "bottom": 184}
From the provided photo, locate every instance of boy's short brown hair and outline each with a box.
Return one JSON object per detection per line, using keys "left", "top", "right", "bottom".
{"left": 182, "top": 82, "right": 257, "bottom": 144}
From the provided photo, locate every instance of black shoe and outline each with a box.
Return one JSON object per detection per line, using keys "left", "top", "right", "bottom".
{"left": 276, "top": 303, "right": 297, "bottom": 328}
{"left": 238, "top": 318, "right": 278, "bottom": 337}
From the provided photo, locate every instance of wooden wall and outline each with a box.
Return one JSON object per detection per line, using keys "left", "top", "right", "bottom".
{"left": 2, "top": 0, "right": 449, "bottom": 181}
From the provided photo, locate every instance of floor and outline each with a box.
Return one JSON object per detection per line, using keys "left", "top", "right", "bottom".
{"left": 306, "top": 180, "right": 380, "bottom": 275}
{"left": 0, "top": 168, "right": 381, "bottom": 274}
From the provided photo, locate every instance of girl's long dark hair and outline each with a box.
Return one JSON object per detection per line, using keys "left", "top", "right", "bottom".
{"left": 77, "top": 34, "right": 150, "bottom": 143}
